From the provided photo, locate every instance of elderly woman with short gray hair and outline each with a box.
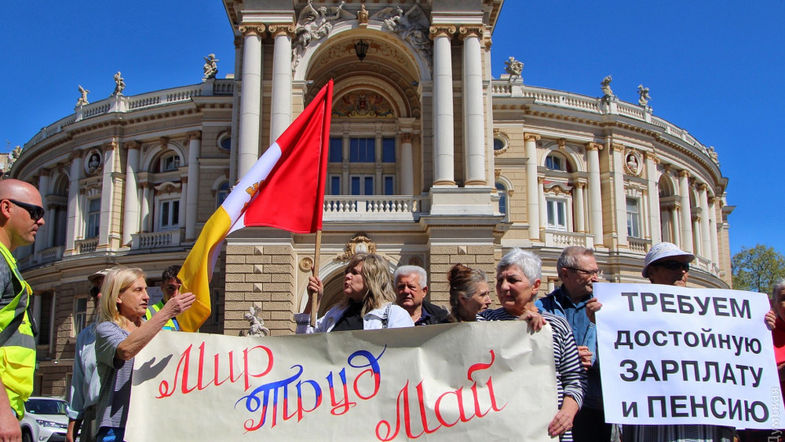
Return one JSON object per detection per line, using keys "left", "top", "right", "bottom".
{"left": 479, "top": 248, "right": 586, "bottom": 441}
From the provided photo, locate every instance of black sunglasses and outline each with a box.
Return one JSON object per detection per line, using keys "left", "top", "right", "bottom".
{"left": 654, "top": 260, "right": 689, "bottom": 272}
{"left": 7, "top": 199, "right": 45, "bottom": 222}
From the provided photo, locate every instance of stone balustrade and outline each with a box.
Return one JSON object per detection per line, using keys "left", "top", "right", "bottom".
{"left": 323, "top": 195, "right": 426, "bottom": 222}
{"left": 131, "top": 229, "right": 183, "bottom": 249}
{"left": 544, "top": 230, "right": 595, "bottom": 249}
{"left": 75, "top": 238, "right": 98, "bottom": 254}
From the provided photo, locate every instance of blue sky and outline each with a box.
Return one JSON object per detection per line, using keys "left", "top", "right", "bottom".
{"left": 2, "top": 1, "right": 783, "bottom": 257}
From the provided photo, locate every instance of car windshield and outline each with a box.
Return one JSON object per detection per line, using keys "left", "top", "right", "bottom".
{"left": 25, "top": 399, "right": 67, "bottom": 415}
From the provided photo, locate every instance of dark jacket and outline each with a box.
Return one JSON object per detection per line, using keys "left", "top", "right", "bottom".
{"left": 416, "top": 301, "right": 449, "bottom": 325}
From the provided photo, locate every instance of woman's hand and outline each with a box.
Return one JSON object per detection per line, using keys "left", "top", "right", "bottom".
{"left": 548, "top": 396, "right": 579, "bottom": 437}
{"left": 766, "top": 310, "right": 776, "bottom": 330}
{"left": 519, "top": 309, "right": 546, "bottom": 332}
{"left": 586, "top": 297, "right": 603, "bottom": 324}
{"left": 163, "top": 292, "right": 196, "bottom": 318}
{"left": 302, "top": 275, "right": 324, "bottom": 315}
{"left": 577, "top": 346, "right": 593, "bottom": 370}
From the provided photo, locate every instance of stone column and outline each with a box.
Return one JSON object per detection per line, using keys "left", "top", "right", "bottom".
{"left": 460, "top": 26, "right": 485, "bottom": 185}
{"left": 645, "top": 152, "right": 661, "bottom": 244}
{"left": 430, "top": 25, "right": 456, "bottom": 186}
{"left": 708, "top": 196, "right": 719, "bottom": 264}
{"left": 698, "top": 183, "right": 711, "bottom": 259}
{"left": 237, "top": 24, "right": 265, "bottom": 179}
{"left": 269, "top": 25, "right": 294, "bottom": 142}
{"left": 538, "top": 177, "right": 546, "bottom": 231}
{"left": 610, "top": 144, "right": 627, "bottom": 246}
{"left": 574, "top": 182, "right": 586, "bottom": 233}
{"left": 586, "top": 143, "right": 604, "bottom": 245}
{"left": 229, "top": 35, "right": 242, "bottom": 183}
{"left": 525, "top": 133, "right": 540, "bottom": 240}
{"left": 34, "top": 171, "right": 50, "bottom": 254}
{"left": 678, "top": 170, "right": 693, "bottom": 253}
{"left": 185, "top": 132, "right": 201, "bottom": 240}
{"left": 400, "top": 132, "right": 414, "bottom": 195}
{"left": 670, "top": 203, "right": 681, "bottom": 246}
{"left": 64, "top": 154, "right": 82, "bottom": 256}
{"left": 140, "top": 184, "right": 151, "bottom": 232}
{"left": 98, "top": 141, "right": 116, "bottom": 249}
{"left": 122, "top": 141, "right": 141, "bottom": 246}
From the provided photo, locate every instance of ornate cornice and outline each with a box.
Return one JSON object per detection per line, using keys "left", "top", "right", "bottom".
{"left": 458, "top": 25, "right": 483, "bottom": 40}
{"left": 239, "top": 24, "right": 266, "bottom": 37}
{"left": 429, "top": 25, "right": 456, "bottom": 39}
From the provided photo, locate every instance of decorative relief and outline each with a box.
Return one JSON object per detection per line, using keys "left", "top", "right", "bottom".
{"left": 333, "top": 91, "right": 395, "bottom": 119}
{"left": 624, "top": 150, "right": 643, "bottom": 176}
{"left": 299, "top": 256, "right": 314, "bottom": 272}
{"left": 337, "top": 233, "right": 377, "bottom": 261}
{"left": 84, "top": 149, "right": 102, "bottom": 176}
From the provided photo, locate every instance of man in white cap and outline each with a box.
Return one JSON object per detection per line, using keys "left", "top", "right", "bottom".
{"left": 66, "top": 268, "right": 110, "bottom": 442}
{"left": 641, "top": 242, "right": 693, "bottom": 287}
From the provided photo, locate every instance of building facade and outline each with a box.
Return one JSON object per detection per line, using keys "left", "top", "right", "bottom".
{"left": 10, "top": 0, "right": 732, "bottom": 397}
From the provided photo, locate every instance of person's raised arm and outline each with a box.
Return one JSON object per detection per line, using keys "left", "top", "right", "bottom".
{"left": 115, "top": 293, "right": 195, "bottom": 360}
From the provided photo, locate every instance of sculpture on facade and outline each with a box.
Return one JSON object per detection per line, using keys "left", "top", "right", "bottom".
{"left": 601, "top": 75, "right": 614, "bottom": 99}
{"left": 292, "top": 0, "right": 335, "bottom": 69}
{"left": 244, "top": 306, "right": 270, "bottom": 337}
{"left": 76, "top": 85, "right": 90, "bottom": 106}
{"left": 357, "top": 2, "right": 369, "bottom": 24}
{"left": 112, "top": 72, "right": 126, "bottom": 96}
{"left": 505, "top": 56, "right": 524, "bottom": 79}
{"left": 372, "top": 4, "right": 431, "bottom": 69}
{"left": 203, "top": 53, "right": 219, "bottom": 80}
{"left": 637, "top": 84, "right": 651, "bottom": 107}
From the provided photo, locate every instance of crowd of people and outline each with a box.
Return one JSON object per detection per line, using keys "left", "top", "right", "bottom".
{"left": 0, "top": 176, "right": 781, "bottom": 441}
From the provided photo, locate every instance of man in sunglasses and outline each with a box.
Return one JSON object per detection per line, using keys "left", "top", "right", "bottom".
{"left": 641, "top": 241, "right": 693, "bottom": 287}
{"left": 0, "top": 178, "right": 45, "bottom": 440}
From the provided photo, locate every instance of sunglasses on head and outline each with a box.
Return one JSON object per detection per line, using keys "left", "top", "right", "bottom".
{"left": 654, "top": 260, "right": 689, "bottom": 272}
{"left": 7, "top": 199, "right": 44, "bottom": 222}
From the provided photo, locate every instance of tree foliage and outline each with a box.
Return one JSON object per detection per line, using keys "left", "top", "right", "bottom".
{"left": 732, "top": 244, "right": 785, "bottom": 294}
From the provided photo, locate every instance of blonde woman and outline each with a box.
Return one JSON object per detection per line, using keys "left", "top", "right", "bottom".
{"left": 296, "top": 253, "right": 413, "bottom": 332}
{"left": 93, "top": 267, "right": 194, "bottom": 441}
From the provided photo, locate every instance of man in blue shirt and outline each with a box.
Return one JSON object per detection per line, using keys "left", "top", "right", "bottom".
{"left": 536, "top": 246, "right": 608, "bottom": 442}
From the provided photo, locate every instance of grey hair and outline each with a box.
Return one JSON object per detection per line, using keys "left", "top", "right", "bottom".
{"left": 393, "top": 265, "right": 428, "bottom": 287}
{"left": 557, "top": 246, "right": 595, "bottom": 275}
{"left": 773, "top": 278, "right": 785, "bottom": 296}
{"left": 498, "top": 248, "right": 541, "bottom": 283}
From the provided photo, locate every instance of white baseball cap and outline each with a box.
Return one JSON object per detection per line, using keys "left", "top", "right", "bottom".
{"left": 642, "top": 242, "right": 694, "bottom": 278}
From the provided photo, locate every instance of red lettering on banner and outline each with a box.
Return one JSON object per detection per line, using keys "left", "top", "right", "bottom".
{"left": 375, "top": 350, "right": 507, "bottom": 440}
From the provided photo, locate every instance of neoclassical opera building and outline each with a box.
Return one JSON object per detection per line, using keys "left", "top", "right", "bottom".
{"left": 11, "top": 0, "right": 732, "bottom": 396}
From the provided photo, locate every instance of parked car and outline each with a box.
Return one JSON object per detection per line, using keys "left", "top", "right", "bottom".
{"left": 19, "top": 397, "right": 68, "bottom": 442}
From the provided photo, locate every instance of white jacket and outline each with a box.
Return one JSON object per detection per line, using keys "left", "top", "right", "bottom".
{"left": 295, "top": 302, "right": 414, "bottom": 334}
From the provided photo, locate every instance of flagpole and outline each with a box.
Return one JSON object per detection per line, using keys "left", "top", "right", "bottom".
{"left": 310, "top": 229, "right": 322, "bottom": 327}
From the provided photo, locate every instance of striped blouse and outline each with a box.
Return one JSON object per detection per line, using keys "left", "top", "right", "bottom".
{"left": 479, "top": 308, "right": 587, "bottom": 441}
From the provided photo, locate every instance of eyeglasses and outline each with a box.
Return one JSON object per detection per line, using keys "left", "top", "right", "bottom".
{"left": 566, "top": 267, "right": 602, "bottom": 278}
{"left": 6, "top": 199, "right": 44, "bottom": 222}
{"left": 653, "top": 260, "right": 689, "bottom": 272}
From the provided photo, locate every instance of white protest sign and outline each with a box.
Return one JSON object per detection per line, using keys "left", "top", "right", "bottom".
{"left": 125, "top": 321, "right": 559, "bottom": 441}
{"left": 594, "top": 282, "right": 784, "bottom": 429}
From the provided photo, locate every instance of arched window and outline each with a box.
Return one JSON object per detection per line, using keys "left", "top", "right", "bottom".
{"left": 495, "top": 182, "right": 508, "bottom": 218}
{"left": 158, "top": 153, "right": 180, "bottom": 172}
{"left": 216, "top": 181, "right": 230, "bottom": 207}
{"left": 545, "top": 153, "right": 569, "bottom": 172}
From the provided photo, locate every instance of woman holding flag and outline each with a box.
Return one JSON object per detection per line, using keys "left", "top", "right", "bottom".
{"left": 295, "top": 253, "right": 413, "bottom": 332}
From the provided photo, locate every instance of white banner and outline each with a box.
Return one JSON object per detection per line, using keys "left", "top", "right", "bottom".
{"left": 126, "top": 322, "right": 560, "bottom": 441}
{"left": 595, "top": 282, "right": 784, "bottom": 429}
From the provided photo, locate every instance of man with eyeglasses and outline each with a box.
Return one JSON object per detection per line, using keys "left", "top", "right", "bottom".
{"left": 536, "top": 246, "right": 607, "bottom": 442}
{"left": 0, "top": 179, "right": 45, "bottom": 441}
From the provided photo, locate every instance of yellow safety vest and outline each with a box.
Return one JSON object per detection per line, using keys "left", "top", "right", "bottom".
{"left": 0, "top": 243, "right": 36, "bottom": 419}
{"left": 144, "top": 301, "right": 179, "bottom": 331}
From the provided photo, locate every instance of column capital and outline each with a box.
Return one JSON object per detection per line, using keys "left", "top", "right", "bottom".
{"left": 697, "top": 182, "right": 709, "bottom": 192}
{"left": 458, "top": 25, "right": 483, "bottom": 40}
{"left": 585, "top": 142, "right": 604, "bottom": 151}
{"left": 401, "top": 132, "right": 413, "bottom": 143}
{"left": 267, "top": 23, "right": 295, "bottom": 37}
{"left": 429, "top": 25, "right": 456, "bottom": 39}
{"left": 524, "top": 133, "right": 541, "bottom": 142}
{"left": 644, "top": 151, "right": 659, "bottom": 163}
{"left": 125, "top": 140, "right": 141, "bottom": 150}
{"left": 37, "top": 168, "right": 50, "bottom": 177}
{"left": 239, "top": 24, "right": 266, "bottom": 37}
{"left": 537, "top": 176, "right": 546, "bottom": 185}
{"left": 575, "top": 181, "right": 586, "bottom": 189}
{"left": 610, "top": 143, "right": 625, "bottom": 153}
{"left": 103, "top": 140, "right": 118, "bottom": 152}
{"left": 679, "top": 169, "right": 690, "bottom": 179}
{"left": 186, "top": 131, "right": 202, "bottom": 142}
